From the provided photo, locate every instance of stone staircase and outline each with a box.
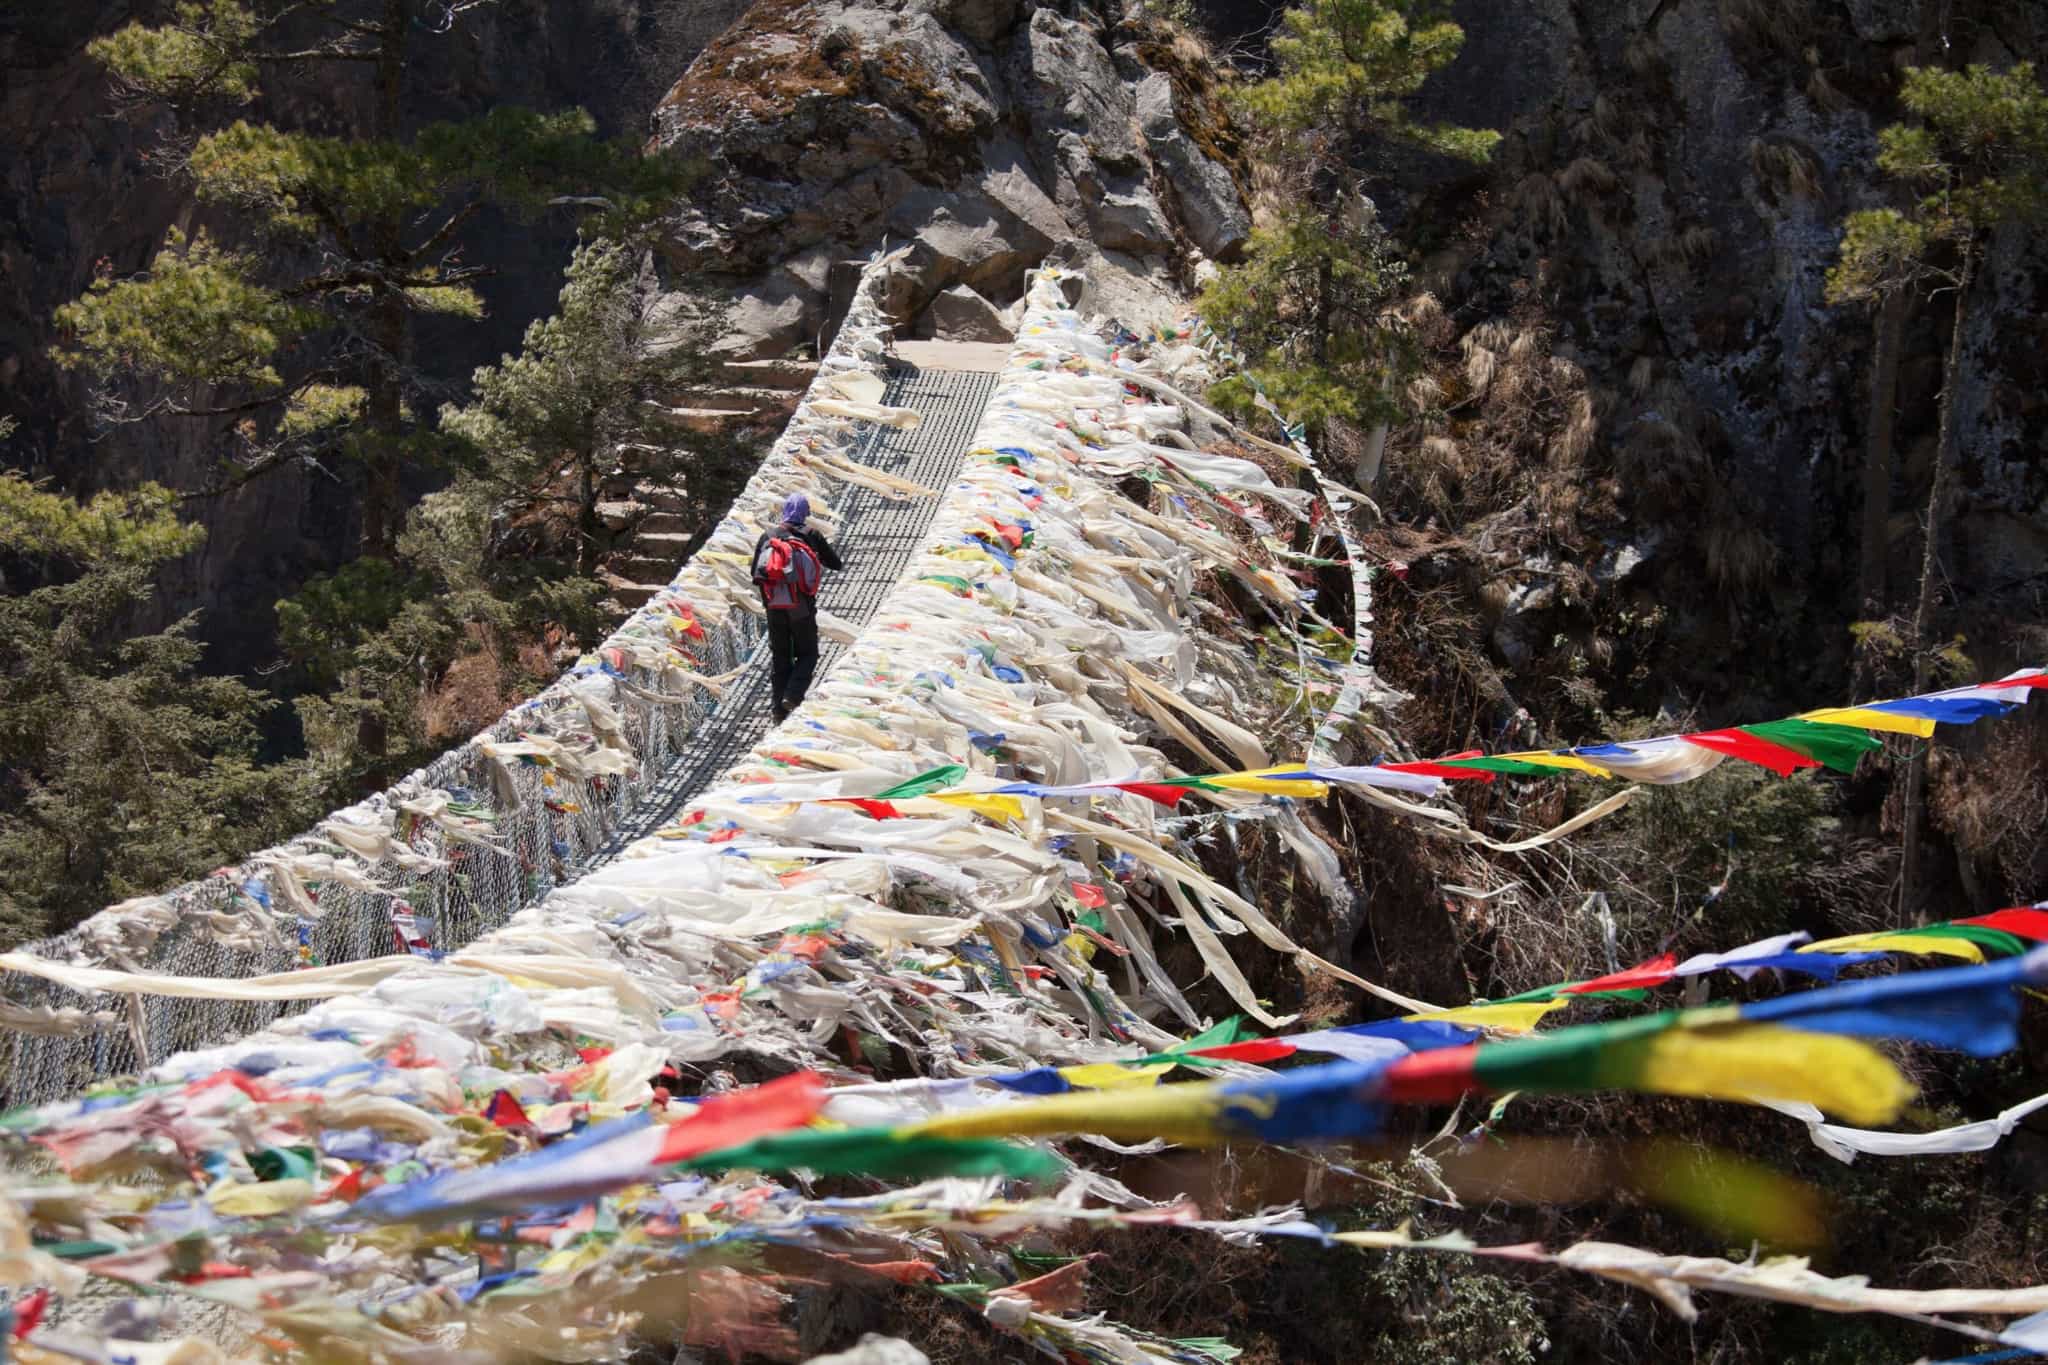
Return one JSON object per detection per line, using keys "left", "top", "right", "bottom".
{"left": 595, "top": 357, "right": 816, "bottom": 609}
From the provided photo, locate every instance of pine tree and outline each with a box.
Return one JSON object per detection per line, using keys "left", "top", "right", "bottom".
{"left": 274, "top": 243, "right": 730, "bottom": 782}
{"left": 439, "top": 242, "right": 728, "bottom": 576}
{"left": 53, "top": 0, "right": 688, "bottom": 557}
{"left": 0, "top": 458, "right": 320, "bottom": 945}
{"left": 1827, "top": 62, "right": 2048, "bottom": 917}
{"left": 1197, "top": 0, "right": 1496, "bottom": 479}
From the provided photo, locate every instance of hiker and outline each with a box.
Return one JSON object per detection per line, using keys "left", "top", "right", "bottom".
{"left": 750, "top": 493, "right": 842, "bottom": 721}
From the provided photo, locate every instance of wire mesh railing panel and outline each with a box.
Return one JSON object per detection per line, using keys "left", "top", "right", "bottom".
{"left": 0, "top": 250, "right": 970, "bottom": 1109}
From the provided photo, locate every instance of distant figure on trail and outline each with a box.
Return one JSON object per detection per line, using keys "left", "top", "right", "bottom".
{"left": 751, "top": 493, "right": 842, "bottom": 721}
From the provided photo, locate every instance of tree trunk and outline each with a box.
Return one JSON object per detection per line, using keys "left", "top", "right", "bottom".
{"left": 1357, "top": 419, "right": 1389, "bottom": 489}
{"left": 1898, "top": 245, "right": 1975, "bottom": 923}
{"left": 1858, "top": 289, "right": 1906, "bottom": 613}
{"left": 358, "top": 0, "right": 412, "bottom": 560}
{"left": 578, "top": 421, "right": 600, "bottom": 576}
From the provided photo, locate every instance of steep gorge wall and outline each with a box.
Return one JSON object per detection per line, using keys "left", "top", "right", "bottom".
{"left": 1375, "top": 0, "right": 2048, "bottom": 712}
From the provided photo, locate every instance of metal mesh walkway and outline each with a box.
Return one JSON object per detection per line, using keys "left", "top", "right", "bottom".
{"left": 585, "top": 360, "right": 998, "bottom": 859}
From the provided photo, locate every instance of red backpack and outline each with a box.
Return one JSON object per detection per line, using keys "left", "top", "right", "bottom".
{"left": 753, "top": 532, "right": 823, "bottom": 610}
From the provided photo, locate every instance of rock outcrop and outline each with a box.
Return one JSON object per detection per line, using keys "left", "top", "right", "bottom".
{"left": 648, "top": 0, "right": 1251, "bottom": 354}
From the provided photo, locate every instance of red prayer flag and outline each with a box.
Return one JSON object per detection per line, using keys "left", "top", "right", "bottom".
{"left": 1111, "top": 781, "right": 1192, "bottom": 807}
{"left": 1070, "top": 882, "right": 1107, "bottom": 908}
{"left": 1681, "top": 729, "right": 1819, "bottom": 778}
{"left": 1562, "top": 953, "right": 1680, "bottom": 995}
{"left": 1382, "top": 761, "right": 1496, "bottom": 783}
{"left": 1376, "top": 1044, "right": 1483, "bottom": 1105}
{"left": 654, "top": 1071, "right": 827, "bottom": 1164}
{"left": 1187, "top": 1038, "right": 1298, "bottom": 1063}
{"left": 484, "top": 1090, "right": 532, "bottom": 1129}
{"left": 1958, "top": 907, "right": 2048, "bottom": 942}
{"left": 827, "top": 798, "right": 904, "bottom": 820}
{"left": 12, "top": 1289, "right": 48, "bottom": 1338}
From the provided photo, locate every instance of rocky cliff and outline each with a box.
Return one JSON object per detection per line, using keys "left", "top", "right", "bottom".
{"left": 1373, "top": 0, "right": 2048, "bottom": 716}
{"left": 644, "top": 0, "right": 1252, "bottom": 355}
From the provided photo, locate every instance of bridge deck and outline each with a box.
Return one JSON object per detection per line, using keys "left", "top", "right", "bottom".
{"left": 585, "top": 359, "right": 998, "bottom": 861}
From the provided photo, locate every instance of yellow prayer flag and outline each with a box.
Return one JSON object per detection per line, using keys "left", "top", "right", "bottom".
{"left": 1409, "top": 999, "right": 1572, "bottom": 1033}
{"left": 1798, "top": 707, "right": 1937, "bottom": 738}
{"left": 1801, "top": 932, "right": 1985, "bottom": 963}
{"left": 1057, "top": 1061, "right": 1170, "bottom": 1090}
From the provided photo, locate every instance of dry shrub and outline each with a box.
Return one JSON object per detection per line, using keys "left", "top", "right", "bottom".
{"left": 1398, "top": 291, "right": 1453, "bottom": 347}
{"left": 1623, "top": 29, "right": 1667, "bottom": 83}
{"left": 1930, "top": 717, "right": 2048, "bottom": 900}
{"left": 1591, "top": 94, "right": 1627, "bottom": 144}
{"left": 1749, "top": 137, "right": 1824, "bottom": 201}
{"left": 1556, "top": 155, "right": 1620, "bottom": 200}
{"left": 1547, "top": 392, "right": 1598, "bottom": 468}
{"left": 1677, "top": 223, "right": 1718, "bottom": 263}
{"left": 1617, "top": 411, "right": 1710, "bottom": 509}
{"left": 1513, "top": 172, "right": 1568, "bottom": 238}
{"left": 1462, "top": 338, "right": 1499, "bottom": 396}
{"left": 1701, "top": 513, "right": 1779, "bottom": 594}
{"left": 1806, "top": 64, "right": 1853, "bottom": 113}
{"left": 1719, "top": 0, "right": 1810, "bottom": 56}
{"left": 1627, "top": 355, "right": 1657, "bottom": 398}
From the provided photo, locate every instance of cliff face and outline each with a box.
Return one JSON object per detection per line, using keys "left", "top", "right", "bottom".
{"left": 0, "top": 0, "right": 746, "bottom": 660}
{"left": 1376, "top": 0, "right": 2048, "bottom": 708}
{"left": 645, "top": 0, "right": 1252, "bottom": 354}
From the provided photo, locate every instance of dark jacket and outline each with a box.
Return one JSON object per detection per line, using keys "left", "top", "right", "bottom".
{"left": 752, "top": 522, "right": 842, "bottom": 613}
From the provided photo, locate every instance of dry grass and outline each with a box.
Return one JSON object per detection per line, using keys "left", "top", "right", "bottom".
{"left": 1556, "top": 155, "right": 1620, "bottom": 200}
{"left": 1513, "top": 172, "right": 1569, "bottom": 238}
{"left": 1623, "top": 30, "right": 1667, "bottom": 83}
{"left": 1750, "top": 137, "right": 1824, "bottom": 201}
{"left": 1806, "top": 64, "right": 1853, "bottom": 114}
{"left": 1701, "top": 515, "right": 1779, "bottom": 594}
{"left": 1547, "top": 392, "right": 1598, "bottom": 468}
{"left": 1719, "top": 0, "right": 1811, "bottom": 56}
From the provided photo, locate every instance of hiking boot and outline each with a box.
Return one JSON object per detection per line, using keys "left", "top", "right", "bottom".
{"left": 772, "top": 702, "right": 790, "bottom": 723}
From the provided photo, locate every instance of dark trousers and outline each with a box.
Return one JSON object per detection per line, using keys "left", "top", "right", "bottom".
{"left": 766, "top": 608, "right": 819, "bottom": 711}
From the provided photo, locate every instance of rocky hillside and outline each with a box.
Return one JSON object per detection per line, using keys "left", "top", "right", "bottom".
{"left": 643, "top": 0, "right": 1252, "bottom": 352}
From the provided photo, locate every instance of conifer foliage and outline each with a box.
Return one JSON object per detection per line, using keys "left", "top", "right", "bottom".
{"left": 1197, "top": 0, "right": 1496, "bottom": 470}
{"left": 53, "top": 0, "right": 689, "bottom": 556}
{"left": 0, "top": 435, "right": 319, "bottom": 943}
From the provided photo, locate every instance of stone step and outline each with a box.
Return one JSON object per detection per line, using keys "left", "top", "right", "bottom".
{"left": 715, "top": 357, "right": 818, "bottom": 391}
{"left": 594, "top": 499, "right": 644, "bottom": 530}
{"left": 606, "top": 581, "right": 664, "bottom": 609}
{"left": 633, "top": 482, "right": 688, "bottom": 512}
{"left": 637, "top": 510, "right": 692, "bottom": 535}
{"left": 634, "top": 531, "right": 696, "bottom": 556}
{"left": 613, "top": 555, "right": 680, "bottom": 582}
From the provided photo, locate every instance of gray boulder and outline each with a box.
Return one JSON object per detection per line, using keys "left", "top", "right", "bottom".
{"left": 924, "top": 284, "right": 1014, "bottom": 342}
{"left": 709, "top": 277, "right": 815, "bottom": 359}
{"left": 1135, "top": 72, "right": 1250, "bottom": 260}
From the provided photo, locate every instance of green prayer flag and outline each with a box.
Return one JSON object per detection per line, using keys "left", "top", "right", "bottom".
{"left": 681, "top": 1128, "right": 1061, "bottom": 1181}
{"left": 874, "top": 765, "right": 968, "bottom": 801}
{"left": 1741, "top": 719, "right": 1883, "bottom": 774}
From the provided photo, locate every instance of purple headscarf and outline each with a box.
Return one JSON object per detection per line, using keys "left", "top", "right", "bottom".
{"left": 781, "top": 493, "right": 811, "bottom": 527}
